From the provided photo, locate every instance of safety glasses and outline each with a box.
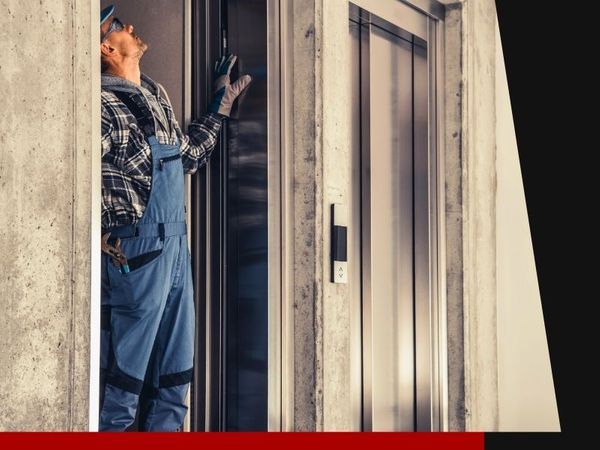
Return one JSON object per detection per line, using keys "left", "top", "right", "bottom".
{"left": 101, "top": 17, "right": 124, "bottom": 42}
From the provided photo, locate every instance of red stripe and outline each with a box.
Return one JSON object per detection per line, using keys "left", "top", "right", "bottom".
{"left": 1, "top": 432, "right": 484, "bottom": 450}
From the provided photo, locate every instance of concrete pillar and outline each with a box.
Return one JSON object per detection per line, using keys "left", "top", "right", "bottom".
{"left": 443, "top": 0, "right": 499, "bottom": 431}
{"left": 460, "top": 0, "right": 498, "bottom": 431}
{"left": 0, "top": 0, "right": 96, "bottom": 431}
{"left": 443, "top": 1, "right": 468, "bottom": 432}
{"left": 320, "top": 0, "right": 354, "bottom": 431}
{"left": 286, "top": 0, "right": 356, "bottom": 431}
{"left": 288, "top": 0, "right": 321, "bottom": 431}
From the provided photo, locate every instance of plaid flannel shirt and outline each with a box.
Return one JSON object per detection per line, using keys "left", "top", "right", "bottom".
{"left": 101, "top": 73, "right": 224, "bottom": 230}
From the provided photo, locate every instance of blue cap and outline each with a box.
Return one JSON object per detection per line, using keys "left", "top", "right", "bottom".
{"left": 101, "top": 5, "right": 114, "bottom": 26}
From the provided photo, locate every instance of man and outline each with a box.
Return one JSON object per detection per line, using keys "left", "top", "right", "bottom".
{"left": 98, "top": 5, "right": 251, "bottom": 431}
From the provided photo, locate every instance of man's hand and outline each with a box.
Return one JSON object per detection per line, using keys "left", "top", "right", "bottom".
{"left": 101, "top": 232, "right": 127, "bottom": 267}
{"left": 208, "top": 54, "right": 252, "bottom": 118}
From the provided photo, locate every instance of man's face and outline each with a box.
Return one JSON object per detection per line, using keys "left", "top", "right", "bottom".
{"left": 101, "top": 16, "right": 149, "bottom": 61}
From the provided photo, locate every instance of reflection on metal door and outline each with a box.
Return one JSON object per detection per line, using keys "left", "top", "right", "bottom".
{"left": 222, "top": 0, "right": 269, "bottom": 431}
{"left": 191, "top": 0, "right": 276, "bottom": 432}
{"left": 350, "top": 1, "right": 443, "bottom": 432}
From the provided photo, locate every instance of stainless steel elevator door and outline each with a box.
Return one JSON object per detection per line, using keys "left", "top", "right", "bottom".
{"left": 368, "top": 26, "right": 415, "bottom": 432}
{"left": 191, "top": 0, "right": 272, "bottom": 431}
{"left": 351, "top": 3, "right": 433, "bottom": 432}
{"left": 223, "top": 0, "right": 268, "bottom": 431}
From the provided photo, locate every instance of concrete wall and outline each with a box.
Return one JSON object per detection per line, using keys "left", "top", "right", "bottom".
{"left": 0, "top": 0, "right": 96, "bottom": 431}
{"left": 442, "top": 0, "right": 498, "bottom": 432}
{"left": 495, "top": 22, "right": 560, "bottom": 432}
{"left": 287, "top": 0, "right": 320, "bottom": 431}
{"left": 284, "top": 0, "right": 358, "bottom": 431}
{"left": 442, "top": 1, "right": 467, "bottom": 431}
{"left": 457, "top": 0, "right": 499, "bottom": 431}
{"left": 320, "top": 0, "right": 355, "bottom": 431}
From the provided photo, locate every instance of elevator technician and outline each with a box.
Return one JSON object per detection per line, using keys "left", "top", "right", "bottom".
{"left": 98, "top": 5, "right": 251, "bottom": 431}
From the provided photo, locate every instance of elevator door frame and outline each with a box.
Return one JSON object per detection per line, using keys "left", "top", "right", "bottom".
{"left": 349, "top": 0, "right": 447, "bottom": 432}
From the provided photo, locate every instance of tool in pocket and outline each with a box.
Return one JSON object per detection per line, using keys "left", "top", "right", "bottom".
{"left": 114, "top": 239, "right": 130, "bottom": 274}
{"left": 102, "top": 232, "right": 129, "bottom": 273}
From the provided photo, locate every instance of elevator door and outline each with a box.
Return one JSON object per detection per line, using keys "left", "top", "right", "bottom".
{"left": 222, "top": 0, "right": 269, "bottom": 431}
{"left": 350, "top": 3, "right": 436, "bottom": 432}
{"left": 191, "top": 0, "right": 269, "bottom": 432}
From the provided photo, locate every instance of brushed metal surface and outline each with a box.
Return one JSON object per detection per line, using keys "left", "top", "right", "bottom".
{"left": 368, "top": 24, "right": 415, "bottom": 431}
{"left": 223, "top": 0, "right": 269, "bottom": 431}
{"left": 351, "top": 1, "right": 445, "bottom": 432}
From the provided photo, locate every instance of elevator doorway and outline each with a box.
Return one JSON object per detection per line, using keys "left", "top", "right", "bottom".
{"left": 349, "top": 1, "right": 445, "bottom": 432}
{"left": 98, "top": 0, "right": 277, "bottom": 432}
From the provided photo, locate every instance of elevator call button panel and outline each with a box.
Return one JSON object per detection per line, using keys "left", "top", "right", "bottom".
{"left": 331, "top": 203, "right": 348, "bottom": 284}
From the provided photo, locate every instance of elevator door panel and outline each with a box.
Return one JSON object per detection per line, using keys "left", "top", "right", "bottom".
{"left": 349, "top": 19, "right": 363, "bottom": 432}
{"left": 368, "top": 27, "right": 415, "bottom": 432}
{"left": 353, "top": 3, "right": 434, "bottom": 431}
{"left": 224, "top": 0, "right": 268, "bottom": 431}
{"left": 413, "top": 41, "right": 432, "bottom": 431}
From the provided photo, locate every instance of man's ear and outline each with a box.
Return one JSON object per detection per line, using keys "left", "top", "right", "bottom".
{"left": 100, "top": 41, "right": 116, "bottom": 58}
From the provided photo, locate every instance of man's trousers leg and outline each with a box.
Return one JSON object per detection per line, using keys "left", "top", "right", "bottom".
{"left": 140, "top": 238, "right": 195, "bottom": 431}
{"left": 99, "top": 236, "right": 183, "bottom": 431}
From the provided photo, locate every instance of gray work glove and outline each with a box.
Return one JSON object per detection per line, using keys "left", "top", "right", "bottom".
{"left": 208, "top": 54, "right": 252, "bottom": 118}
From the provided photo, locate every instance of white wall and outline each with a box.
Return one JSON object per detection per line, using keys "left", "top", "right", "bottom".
{"left": 495, "top": 21, "right": 560, "bottom": 432}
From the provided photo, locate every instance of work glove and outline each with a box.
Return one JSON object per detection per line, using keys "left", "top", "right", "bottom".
{"left": 208, "top": 54, "right": 252, "bottom": 118}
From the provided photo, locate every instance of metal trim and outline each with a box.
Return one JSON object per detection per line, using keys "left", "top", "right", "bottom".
{"left": 190, "top": 1, "right": 204, "bottom": 432}
{"left": 183, "top": 0, "right": 193, "bottom": 432}
{"left": 348, "top": 18, "right": 363, "bottom": 433}
{"left": 280, "top": 0, "right": 296, "bottom": 432}
{"left": 351, "top": 6, "right": 424, "bottom": 47}
{"left": 349, "top": 0, "right": 428, "bottom": 41}
{"left": 218, "top": 0, "right": 227, "bottom": 432}
{"left": 266, "top": 0, "right": 283, "bottom": 432}
{"left": 89, "top": 0, "right": 102, "bottom": 432}
{"left": 427, "top": 16, "right": 440, "bottom": 432}
{"left": 359, "top": 19, "right": 373, "bottom": 432}
{"left": 184, "top": 0, "right": 192, "bottom": 131}
{"left": 414, "top": 21, "right": 432, "bottom": 432}
{"left": 189, "top": 0, "right": 224, "bottom": 431}
{"left": 399, "top": 0, "right": 445, "bottom": 21}
{"left": 433, "top": 16, "right": 449, "bottom": 432}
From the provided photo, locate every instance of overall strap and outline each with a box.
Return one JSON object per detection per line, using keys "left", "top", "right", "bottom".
{"left": 111, "top": 90, "right": 156, "bottom": 137}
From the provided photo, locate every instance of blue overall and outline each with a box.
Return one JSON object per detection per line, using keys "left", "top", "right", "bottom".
{"left": 100, "top": 114, "right": 194, "bottom": 430}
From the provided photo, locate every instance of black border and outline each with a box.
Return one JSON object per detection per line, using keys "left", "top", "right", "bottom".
{"left": 491, "top": 0, "right": 592, "bottom": 447}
